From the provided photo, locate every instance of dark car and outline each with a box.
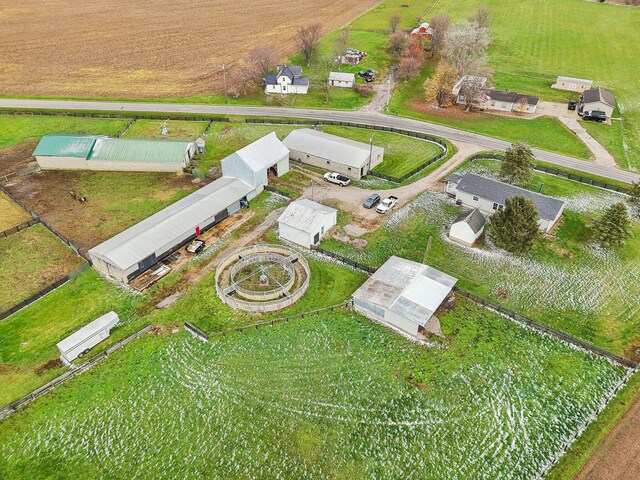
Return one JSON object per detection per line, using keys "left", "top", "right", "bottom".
{"left": 583, "top": 110, "right": 606, "bottom": 122}
{"left": 363, "top": 193, "right": 381, "bottom": 209}
{"left": 567, "top": 100, "right": 577, "bottom": 110}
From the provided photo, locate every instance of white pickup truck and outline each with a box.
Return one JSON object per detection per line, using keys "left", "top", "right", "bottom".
{"left": 376, "top": 196, "right": 398, "bottom": 214}
{"left": 323, "top": 172, "right": 351, "bottom": 186}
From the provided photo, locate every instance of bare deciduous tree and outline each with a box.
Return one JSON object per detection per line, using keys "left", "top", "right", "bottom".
{"left": 388, "top": 31, "right": 407, "bottom": 57}
{"left": 247, "top": 44, "right": 279, "bottom": 88}
{"left": 442, "top": 19, "right": 490, "bottom": 75}
{"left": 335, "top": 27, "right": 350, "bottom": 52}
{"left": 296, "top": 23, "right": 323, "bottom": 66}
{"left": 389, "top": 13, "right": 402, "bottom": 33}
{"left": 428, "top": 13, "right": 450, "bottom": 58}
{"left": 470, "top": 6, "right": 491, "bottom": 29}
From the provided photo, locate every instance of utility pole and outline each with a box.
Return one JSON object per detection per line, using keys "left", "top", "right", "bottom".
{"left": 368, "top": 134, "right": 374, "bottom": 175}
{"left": 221, "top": 64, "right": 228, "bottom": 104}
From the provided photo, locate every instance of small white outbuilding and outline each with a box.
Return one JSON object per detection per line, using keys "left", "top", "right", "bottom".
{"left": 449, "top": 208, "right": 486, "bottom": 246}
{"left": 352, "top": 256, "right": 457, "bottom": 340}
{"left": 328, "top": 72, "right": 355, "bottom": 88}
{"left": 56, "top": 311, "right": 119, "bottom": 363}
{"left": 278, "top": 199, "right": 337, "bottom": 248}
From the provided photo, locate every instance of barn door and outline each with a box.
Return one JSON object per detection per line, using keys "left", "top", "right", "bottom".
{"left": 313, "top": 232, "right": 320, "bottom": 245}
{"left": 138, "top": 253, "right": 157, "bottom": 272}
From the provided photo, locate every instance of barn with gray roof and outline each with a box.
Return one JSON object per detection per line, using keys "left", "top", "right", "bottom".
{"left": 277, "top": 199, "right": 337, "bottom": 248}
{"left": 449, "top": 208, "right": 486, "bottom": 246}
{"left": 446, "top": 173, "right": 565, "bottom": 232}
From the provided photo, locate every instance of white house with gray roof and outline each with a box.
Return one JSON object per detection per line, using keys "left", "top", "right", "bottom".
{"left": 352, "top": 256, "right": 457, "bottom": 340}
{"left": 552, "top": 76, "right": 593, "bottom": 93}
{"left": 446, "top": 173, "right": 565, "bottom": 232}
{"left": 221, "top": 132, "right": 289, "bottom": 192}
{"left": 328, "top": 71, "right": 355, "bottom": 88}
{"left": 283, "top": 128, "right": 384, "bottom": 179}
{"left": 449, "top": 208, "right": 486, "bottom": 246}
{"left": 277, "top": 199, "right": 337, "bottom": 248}
{"left": 264, "top": 65, "right": 309, "bottom": 94}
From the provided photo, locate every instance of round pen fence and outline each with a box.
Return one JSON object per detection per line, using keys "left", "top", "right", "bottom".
{"left": 215, "top": 244, "right": 310, "bottom": 313}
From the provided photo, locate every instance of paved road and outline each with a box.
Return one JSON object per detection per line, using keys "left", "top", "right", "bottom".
{"left": 1, "top": 98, "right": 638, "bottom": 184}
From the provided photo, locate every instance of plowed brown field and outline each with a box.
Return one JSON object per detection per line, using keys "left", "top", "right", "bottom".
{"left": 0, "top": 0, "right": 378, "bottom": 98}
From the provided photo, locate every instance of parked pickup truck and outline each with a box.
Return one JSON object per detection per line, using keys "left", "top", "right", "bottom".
{"left": 376, "top": 196, "right": 398, "bottom": 214}
{"left": 323, "top": 172, "right": 351, "bottom": 186}
{"left": 582, "top": 110, "right": 606, "bottom": 122}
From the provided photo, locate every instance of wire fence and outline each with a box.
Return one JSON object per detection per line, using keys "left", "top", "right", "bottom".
{"left": 0, "top": 218, "right": 40, "bottom": 238}
{"left": 310, "top": 245, "right": 377, "bottom": 273}
{"left": 0, "top": 325, "right": 152, "bottom": 420}
{"left": 468, "top": 152, "right": 632, "bottom": 194}
{"left": 0, "top": 109, "right": 230, "bottom": 123}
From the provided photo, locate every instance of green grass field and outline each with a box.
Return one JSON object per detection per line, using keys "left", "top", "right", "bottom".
{"left": 0, "top": 224, "right": 85, "bottom": 313}
{"left": 0, "top": 192, "right": 30, "bottom": 231}
{"left": 381, "top": 0, "right": 640, "bottom": 168}
{"left": 0, "top": 299, "right": 627, "bottom": 479}
{"left": 321, "top": 166, "right": 640, "bottom": 356}
{"left": 0, "top": 115, "right": 129, "bottom": 150}
{"left": 196, "top": 122, "right": 448, "bottom": 180}
{"left": 122, "top": 119, "right": 208, "bottom": 140}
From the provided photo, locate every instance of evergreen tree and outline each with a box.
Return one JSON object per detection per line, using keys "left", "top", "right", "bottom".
{"left": 500, "top": 141, "right": 535, "bottom": 186}
{"left": 592, "top": 202, "right": 631, "bottom": 248}
{"left": 489, "top": 196, "right": 539, "bottom": 254}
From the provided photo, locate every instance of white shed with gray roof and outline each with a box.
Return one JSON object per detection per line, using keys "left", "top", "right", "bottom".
{"left": 278, "top": 199, "right": 337, "bottom": 248}
{"left": 352, "top": 256, "right": 457, "bottom": 340}
{"left": 328, "top": 72, "right": 355, "bottom": 88}
{"left": 449, "top": 208, "right": 486, "bottom": 246}
{"left": 56, "top": 311, "right": 119, "bottom": 363}
{"left": 89, "top": 176, "right": 255, "bottom": 283}
{"left": 221, "top": 132, "right": 289, "bottom": 192}
{"left": 447, "top": 173, "right": 565, "bottom": 232}
{"left": 283, "top": 128, "right": 384, "bottom": 179}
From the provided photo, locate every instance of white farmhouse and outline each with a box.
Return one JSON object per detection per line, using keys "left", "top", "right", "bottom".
{"left": 552, "top": 76, "right": 593, "bottom": 93}
{"left": 221, "top": 132, "right": 290, "bottom": 193}
{"left": 56, "top": 311, "right": 119, "bottom": 363}
{"left": 264, "top": 65, "right": 309, "bottom": 95}
{"left": 278, "top": 199, "right": 337, "bottom": 248}
{"left": 484, "top": 89, "right": 539, "bottom": 114}
{"left": 283, "top": 128, "right": 384, "bottom": 179}
{"left": 328, "top": 72, "right": 355, "bottom": 88}
{"left": 449, "top": 208, "right": 486, "bottom": 246}
{"left": 352, "top": 256, "right": 457, "bottom": 340}
{"left": 446, "top": 173, "right": 565, "bottom": 233}
{"left": 579, "top": 87, "right": 616, "bottom": 118}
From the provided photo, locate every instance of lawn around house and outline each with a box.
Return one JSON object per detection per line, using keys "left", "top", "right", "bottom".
{"left": 0, "top": 224, "right": 85, "bottom": 313}
{"left": 321, "top": 167, "right": 640, "bottom": 356}
{"left": 0, "top": 299, "right": 628, "bottom": 479}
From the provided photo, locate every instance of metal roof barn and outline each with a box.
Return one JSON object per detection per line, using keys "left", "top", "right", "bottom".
{"left": 283, "top": 128, "right": 384, "bottom": 179}
{"left": 33, "top": 135, "right": 195, "bottom": 172}
{"left": 89, "top": 176, "right": 254, "bottom": 283}
{"left": 221, "top": 132, "right": 290, "bottom": 188}
{"left": 56, "top": 311, "right": 119, "bottom": 363}
{"left": 352, "top": 256, "right": 457, "bottom": 339}
{"left": 278, "top": 199, "right": 337, "bottom": 248}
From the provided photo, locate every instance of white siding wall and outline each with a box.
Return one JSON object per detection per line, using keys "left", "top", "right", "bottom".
{"left": 329, "top": 79, "right": 354, "bottom": 88}
{"left": 36, "top": 156, "right": 184, "bottom": 172}
{"left": 288, "top": 149, "right": 383, "bottom": 179}
{"left": 384, "top": 309, "right": 421, "bottom": 338}
{"left": 449, "top": 222, "right": 482, "bottom": 246}
{"left": 276, "top": 157, "right": 289, "bottom": 176}
{"left": 583, "top": 101, "right": 614, "bottom": 118}
{"left": 279, "top": 222, "right": 312, "bottom": 248}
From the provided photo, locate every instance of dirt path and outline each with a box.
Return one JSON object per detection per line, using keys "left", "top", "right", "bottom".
{"left": 359, "top": 68, "right": 396, "bottom": 114}
{"left": 298, "top": 140, "right": 483, "bottom": 226}
{"left": 575, "top": 390, "right": 640, "bottom": 480}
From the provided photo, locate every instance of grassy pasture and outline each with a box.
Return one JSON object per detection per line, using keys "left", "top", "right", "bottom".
{"left": 0, "top": 224, "right": 85, "bottom": 313}
{"left": 0, "top": 301, "right": 627, "bottom": 479}
{"left": 122, "top": 119, "right": 208, "bottom": 140}
{"left": 0, "top": 191, "right": 30, "bottom": 231}
{"left": 321, "top": 166, "right": 640, "bottom": 356}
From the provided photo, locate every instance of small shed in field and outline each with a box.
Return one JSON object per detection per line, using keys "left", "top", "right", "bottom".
{"left": 278, "top": 199, "right": 337, "bottom": 248}
{"left": 328, "top": 72, "right": 355, "bottom": 88}
{"left": 33, "top": 135, "right": 195, "bottom": 172}
{"left": 56, "top": 311, "right": 119, "bottom": 363}
{"left": 221, "top": 132, "right": 290, "bottom": 192}
{"left": 552, "top": 76, "right": 592, "bottom": 93}
{"left": 282, "top": 128, "right": 384, "bottom": 179}
{"left": 449, "top": 208, "right": 486, "bottom": 246}
{"left": 352, "top": 256, "right": 457, "bottom": 340}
